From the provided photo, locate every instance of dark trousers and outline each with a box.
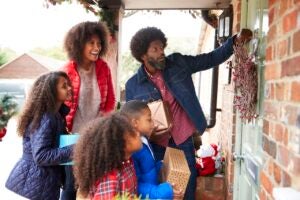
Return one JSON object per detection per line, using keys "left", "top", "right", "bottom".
{"left": 150, "top": 136, "right": 197, "bottom": 200}
{"left": 60, "top": 165, "right": 76, "bottom": 200}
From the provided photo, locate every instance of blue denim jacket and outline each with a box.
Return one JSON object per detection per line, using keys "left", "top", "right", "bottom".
{"left": 125, "top": 37, "right": 234, "bottom": 135}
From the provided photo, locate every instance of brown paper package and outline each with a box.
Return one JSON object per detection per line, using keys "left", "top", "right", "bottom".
{"left": 161, "top": 147, "right": 191, "bottom": 193}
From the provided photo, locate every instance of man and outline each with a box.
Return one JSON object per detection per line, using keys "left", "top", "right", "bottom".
{"left": 125, "top": 27, "right": 252, "bottom": 200}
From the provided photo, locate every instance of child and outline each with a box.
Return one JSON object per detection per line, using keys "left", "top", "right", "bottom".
{"left": 5, "top": 71, "right": 74, "bottom": 200}
{"left": 120, "top": 100, "right": 182, "bottom": 199}
{"left": 73, "top": 113, "right": 142, "bottom": 200}
{"left": 61, "top": 21, "right": 116, "bottom": 200}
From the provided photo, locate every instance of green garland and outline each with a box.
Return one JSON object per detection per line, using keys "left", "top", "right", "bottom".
{"left": 0, "top": 95, "right": 18, "bottom": 129}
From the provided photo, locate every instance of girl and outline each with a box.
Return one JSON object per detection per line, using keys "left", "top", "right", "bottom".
{"left": 73, "top": 114, "right": 142, "bottom": 200}
{"left": 61, "top": 21, "right": 116, "bottom": 200}
{"left": 5, "top": 71, "right": 74, "bottom": 200}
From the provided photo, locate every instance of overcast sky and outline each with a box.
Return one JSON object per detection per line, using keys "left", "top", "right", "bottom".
{"left": 0, "top": 0, "right": 202, "bottom": 54}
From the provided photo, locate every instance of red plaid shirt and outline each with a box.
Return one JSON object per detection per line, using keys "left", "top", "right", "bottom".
{"left": 92, "top": 158, "right": 137, "bottom": 200}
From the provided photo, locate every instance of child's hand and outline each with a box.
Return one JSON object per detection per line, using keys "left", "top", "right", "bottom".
{"left": 171, "top": 183, "right": 184, "bottom": 200}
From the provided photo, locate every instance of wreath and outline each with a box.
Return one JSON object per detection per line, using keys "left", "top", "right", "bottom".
{"left": 232, "top": 43, "right": 258, "bottom": 122}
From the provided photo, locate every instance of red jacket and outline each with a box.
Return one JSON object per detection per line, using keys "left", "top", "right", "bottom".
{"left": 62, "top": 59, "right": 115, "bottom": 131}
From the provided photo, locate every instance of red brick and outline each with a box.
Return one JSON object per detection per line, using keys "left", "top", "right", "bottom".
{"left": 259, "top": 188, "right": 267, "bottom": 200}
{"left": 282, "top": 10, "right": 297, "bottom": 33}
{"left": 279, "top": 0, "right": 289, "bottom": 16}
{"left": 283, "top": 128, "right": 289, "bottom": 146}
{"left": 293, "top": 30, "right": 300, "bottom": 53}
{"left": 278, "top": 145, "right": 290, "bottom": 166}
{"left": 269, "top": 0, "right": 277, "bottom": 7}
{"left": 269, "top": 7, "right": 275, "bottom": 26}
{"left": 291, "top": 154, "right": 300, "bottom": 175}
{"left": 282, "top": 105, "right": 299, "bottom": 126}
{"left": 263, "top": 120, "right": 270, "bottom": 135}
{"left": 201, "top": 192, "right": 225, "bottom": 200}
{"left": 268, "top": 159, "right": 274, "bottom": 175}
{"left": 273, "top": 162, "right": 282, "bottom": 184}
{"left": 277, "top": 39, "right": 288, "bottom": 58}
{"left": 268, "top": 25, "right": 277, "bottom": 43}
{"left": 266, "top": 45, "right": 273, "bottom": 61}
{"left": 274, "top": 123, "right": 283, "bottom": 141}
{"left": 282, "top": 170, "right": 292, "bottom": 186}
{"left": 291, "top": 81, "right": 300, "bottom": 101}
{"left": 265, "top": 63, "right": 280, "bottom": 80}
{"left": 263, "top": 136, "right": 277, "bottom": 158}
{"left": 264, "top": 102, "right": 279, "bottom": 120}
{"left": 260, "top": 171, "right": 273, "bottom": 195}
{"left": 275, "top": 82, "right": 285, "bottom": 100}
{"left": 281, "top": 56, "right": 300, "bottom": 77}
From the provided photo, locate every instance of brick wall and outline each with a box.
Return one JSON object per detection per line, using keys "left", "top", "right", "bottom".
{"left": 260, "top": 0, "right": 300, "bottom": 200}
{"left": 219, "top": 1, "right": 241, "bottom": 200}
{"left": 220, "top": 84, "right": 236, "bottom": 200}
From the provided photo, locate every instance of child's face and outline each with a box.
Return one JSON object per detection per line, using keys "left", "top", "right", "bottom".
{"left": 82, "top": 35, "right": 101, "bottom": 64}
{"left": 56, "top": 76, "right": 72, "bottom": 103}
{"left": 134, "top": 108, "right": 154, "bottom": 137}
{"left": 124, "top": 130, "right": 142, "bottom": 157}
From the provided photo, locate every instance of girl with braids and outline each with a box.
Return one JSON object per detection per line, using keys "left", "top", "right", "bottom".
{"left": 61, "top": 21, "right": 115, "bottom": 200}
{"left": 5, "top": 71, "right": 74, "bottom": 200}
{"left": 73, "top": 114, "right": 142, "bottom": 200}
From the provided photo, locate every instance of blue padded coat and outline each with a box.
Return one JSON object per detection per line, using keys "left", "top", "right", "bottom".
{"left": 5, "top": 106, "right": 73, "bottom": 200}
{"left": 132, "top": 138, "right": 173, "bottom": 199}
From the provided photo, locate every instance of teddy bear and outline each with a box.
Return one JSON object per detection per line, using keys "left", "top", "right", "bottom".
{"left": 195, "top": 144, "right": 221, "bottom": 176}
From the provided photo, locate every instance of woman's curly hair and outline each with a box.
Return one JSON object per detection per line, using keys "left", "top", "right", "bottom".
{"left": 73, "top": 113, "right": 136, "bottom": 197}
{"left": 64, "top": 21, "right": 109, "bottom": 64}
{"left": 17, "top": 71, "right": 71, "bottom": 136}
{"left": 130, "top": 27, "right": 167, "bottom": 63}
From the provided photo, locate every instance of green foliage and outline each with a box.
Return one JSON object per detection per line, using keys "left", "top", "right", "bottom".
{"left": 31, "top": 46, "right": 67, "bottom": 61}
{"left": 0, "top": 51, "right": 8, "bottom": 66}
{"left": 0, "top": 48, "right": 17, "bottom": 66}
{"left": 113, "top": 192, "right": 142, "bottom": 200}
{"left": 0, "top": 95, "right": 18, "bottom": 129}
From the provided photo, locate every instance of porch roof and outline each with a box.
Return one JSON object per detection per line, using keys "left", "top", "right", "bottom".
{"left": 102, "top": 0, "right": 231, "bottom": 9}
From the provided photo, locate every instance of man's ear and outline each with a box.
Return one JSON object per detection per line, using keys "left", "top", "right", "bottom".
{"left": 141, "top": 54, "right": 147, "bottom": 63}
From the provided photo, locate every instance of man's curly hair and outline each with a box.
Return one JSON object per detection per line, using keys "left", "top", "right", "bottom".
{"left": 64, "top": 21, "right": 109, "bottom": 64}
{"left": 17, "top": 71, "right": 71, "bottom": 136}
{"left": 130, "top": 27, "right": 167, "bottom": 63}
{"left": 73, "top": 113, "right": 136, "bottom": 197}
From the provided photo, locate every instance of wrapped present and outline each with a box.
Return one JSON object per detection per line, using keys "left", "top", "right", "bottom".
{"left": 161, "top": 147, "right": 191, "bottom": 193}
{"left": 59, "top": 134, "right": 79, "bottom": 165}
{"left": 147, "top": 100, "right": 172, "bottom": 133}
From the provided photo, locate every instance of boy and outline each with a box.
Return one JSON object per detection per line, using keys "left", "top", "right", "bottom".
{"left": 120, "top": 100, "right": 182, "bottom": 199}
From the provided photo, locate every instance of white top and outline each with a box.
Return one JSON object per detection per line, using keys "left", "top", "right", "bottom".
{"left": 141, "top": 136, "right": 155, "bottom": 159}
{"left": 72, "top": 65, "right": 101, "bottom": 133}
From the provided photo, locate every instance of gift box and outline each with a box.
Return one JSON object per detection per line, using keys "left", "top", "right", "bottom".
{"left": 147, "top": 100, "right": 172, "bottom": 133}
{"left": 59, "top": 134, "right": 79, "bottom": 165}
{"left": 161, "top": 147, "right": 191, "bottom": 193}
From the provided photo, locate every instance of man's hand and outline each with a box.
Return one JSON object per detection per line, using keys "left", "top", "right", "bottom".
{"left": 235, "top": 28, "right": 253, "bottom": 45}
{"left": 149, "top": 123, "right": 172, "bottom": 143}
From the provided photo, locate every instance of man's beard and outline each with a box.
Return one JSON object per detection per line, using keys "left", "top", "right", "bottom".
{"left": 148, "top": 57, "right": 166, "bottom": 70}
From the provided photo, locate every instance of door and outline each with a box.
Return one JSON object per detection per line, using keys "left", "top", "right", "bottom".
{"left": 233, "top": 0, "right": 268, "bottom": 200}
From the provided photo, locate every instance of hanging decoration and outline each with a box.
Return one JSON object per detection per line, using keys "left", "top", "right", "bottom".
{"left": 232, "top": 42, "right": 258, "bottom": 123}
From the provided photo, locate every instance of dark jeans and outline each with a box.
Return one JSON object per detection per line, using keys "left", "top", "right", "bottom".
{"left": 150, "top": 136, "right": 197, "bottom": 200}
{"left": 60, "top": 165, "right": 76, "bottom": 200}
